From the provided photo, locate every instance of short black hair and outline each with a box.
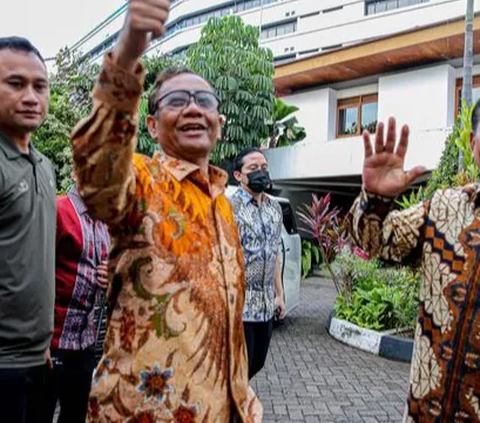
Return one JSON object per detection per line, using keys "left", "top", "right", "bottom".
{"left": 234, "top": 147, "right": 266, "bottom": 172}
{"left": 148, "top": 66, "right": 199, "bottom": 115}
{"left": 472, "top": 99, "right": 480, "bottom": 135}
{"left": 0, "top": 37, "right": 45, "bottom": 64}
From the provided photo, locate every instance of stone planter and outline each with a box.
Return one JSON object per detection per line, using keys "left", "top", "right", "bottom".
{"left": 326, "top": 312, "right": 414, "bottom": 363}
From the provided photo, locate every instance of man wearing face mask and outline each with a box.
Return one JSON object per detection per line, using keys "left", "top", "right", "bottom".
{"left": 232, "top": 148, "right": 285, "bottom": 380}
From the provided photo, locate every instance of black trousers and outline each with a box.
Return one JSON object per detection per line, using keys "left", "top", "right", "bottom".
{"left": 0, "top": 364, "right": 49, "bottom": 423}
{"left": 244, "top": 319, "right": 274, "bottom": 380}
{"left": 44, "top": 346, "right": 96, "bottom": 423}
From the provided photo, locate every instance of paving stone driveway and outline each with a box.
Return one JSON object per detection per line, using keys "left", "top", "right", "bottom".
{"left": 251, "top": 278, "right": 411, "bottom": 423}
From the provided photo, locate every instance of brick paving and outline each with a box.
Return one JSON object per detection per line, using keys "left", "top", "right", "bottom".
{"left": 251, "top": 277, "right": 411, "bottom": 423}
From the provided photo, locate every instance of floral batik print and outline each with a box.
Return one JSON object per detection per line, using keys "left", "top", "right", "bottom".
{"left": 72, "top": 53, "right": 262, "bottom": 423}
{"left": 350, "top": 186, "right": 480, "bottom": 422}
{"left": 230, "top": 188, "right": 283, "bottom": 323}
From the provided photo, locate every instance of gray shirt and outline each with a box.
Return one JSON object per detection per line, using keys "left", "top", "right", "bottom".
{"left": 0, "top": 132, "right": 56, "bottom": 368}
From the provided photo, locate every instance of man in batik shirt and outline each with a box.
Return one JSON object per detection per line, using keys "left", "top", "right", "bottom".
{"left": 70, "top": 0, "right": 262, "bottom": 421}
{"left": 350, "top": 109, "right": 480, "bottom": 422}
{"left": 231, "top": 148, "right": 285, "bottom": 379}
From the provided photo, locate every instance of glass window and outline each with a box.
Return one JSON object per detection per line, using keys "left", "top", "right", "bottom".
{"left": 365, "top": 0, "right": 428, "bottom": 15}
{"left": 261, "top": 20, "right": 297, "bottom": 39}
{"left": 338, "top": 107, "right": 359, "bottom": 136}
{"left": 361, "top": 102, "right": 378, "bottom": 133}
{"left": 367, "top": 3, "right": 376, "bottom": 14}
{"left": 474, "top": 87, "right": 480, "bottom": 105}
{"left": 376, "top": 1, "right": 387, "bottom": 12}
{"left": 455, "top": 77, "right": 480, "bottom": 115}
{"left": 386, "top": 0, "right": 398, "bottom": 10}
{"left": 337, "top": 95, "right": 378, "bottom": 137}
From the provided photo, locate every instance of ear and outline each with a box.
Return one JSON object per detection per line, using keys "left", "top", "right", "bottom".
{"left": 146, "top": 115, "right": 158, "bottom": 140}
{"left": 233, "top": 170, "right": 243, "bottom": 183}
{"left": 217, "top": 114, "right": 225, "bottom": 140}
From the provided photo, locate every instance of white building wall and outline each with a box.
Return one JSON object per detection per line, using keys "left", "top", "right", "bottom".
{"left": 74, "top": 0, "right": 480, "bottom": 63}
{"left": 73, "top": 0, "right": 480, "bottom": 182}
{"left": 283, "top": 88, "right": 337, "bottom": 142}
{"left": 378, "top": 64, "right": 457, "bottom": 132}
{"left": 266, "top": 63, "right": 458, "bottom": 180}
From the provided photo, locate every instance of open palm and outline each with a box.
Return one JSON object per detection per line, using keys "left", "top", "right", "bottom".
{"left": 362, "top": 118, "right": 426, "bottom": 197}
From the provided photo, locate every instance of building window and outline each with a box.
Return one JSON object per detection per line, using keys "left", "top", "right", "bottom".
{"left": 336, "top": 94, "right": 378, "bottom": 137}
{"left": 455, "top": 76, "right": 480, "bottom": 116}
{"left": 84, "top": 0, "right": 281, "bottom": 61}
{"left": 274, "top": 53, "right": 297, "bottom": 65}
{"left": 261, "top": 20, "right": 297, "bottom": 40}
{"left": 365, "top": 0, "right": 429, "bottom": 15}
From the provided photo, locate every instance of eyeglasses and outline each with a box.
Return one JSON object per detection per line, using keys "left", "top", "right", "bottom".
{"left": 156, "top": 90, "right": 220, "bottom": 113}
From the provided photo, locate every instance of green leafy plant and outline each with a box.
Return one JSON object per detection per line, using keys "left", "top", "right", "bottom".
{"left": 454, "top": 100, "right": 479, "bottom": 182}
{"left": 32, "top": 48, "right": 98, "bottom": 193}
{"left": 332, "top": 250, "right": 420, "bottom": 331}
{"left": 395, "top": 187, "right": 424, "bottom": 209}
{"left": 268, "top": 98, "right": 306, "bottom": 148}
{"left": 187, "top": 16, "right": 275, "bottom": 164}
{"left": 398, "top": 103, "right": 479, "bottom": 208}
{"left": 301, "top": 239, "right": 321, "bottom": 279}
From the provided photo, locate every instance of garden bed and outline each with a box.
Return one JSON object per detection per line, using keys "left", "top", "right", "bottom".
{"left": 327, "top": 313, "right": 414, "bottom": 363}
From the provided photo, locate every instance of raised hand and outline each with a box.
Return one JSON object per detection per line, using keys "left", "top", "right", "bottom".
{"left": 362, "top": 117, "right": 426, "bottom": 197}
{"left": 114, "top": 0, "right": 171, "bottom": 71}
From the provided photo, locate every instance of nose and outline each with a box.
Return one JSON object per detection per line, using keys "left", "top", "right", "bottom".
{"left": 182, "top": 96, "right": 203, "bottom": 116}
{"left": 22, "top": 85, "right": 39, "bottom": 105}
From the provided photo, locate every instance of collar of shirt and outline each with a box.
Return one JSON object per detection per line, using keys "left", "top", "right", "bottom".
{"left": 155, "top": 152, "right": 228, "bottom": 197}
{"left": 0, "top": 130, "right": 43, "bottom": 163}
{"left": 236, "top": 187, "right": 269, "bottom": 207}
{"left": 68, "top": 186, "right": 89, "bottom": 215}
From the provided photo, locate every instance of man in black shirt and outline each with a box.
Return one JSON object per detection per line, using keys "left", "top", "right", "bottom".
{"left": 0, "top": 37, "right": 56, "bottom": 423}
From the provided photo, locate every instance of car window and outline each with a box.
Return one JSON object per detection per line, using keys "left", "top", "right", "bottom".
{"left": 279, "top": 201, "right": 297, "bottom": 234}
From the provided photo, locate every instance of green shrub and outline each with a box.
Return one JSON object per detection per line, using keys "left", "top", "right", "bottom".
{"left": 301, "top": 239, "right": 321, "bottom": 279}
{"left": 397, "top": 103, "right": 479, "bottom": 209}
{"left": 332, "top": 251, "right": 420, "bottom": 331}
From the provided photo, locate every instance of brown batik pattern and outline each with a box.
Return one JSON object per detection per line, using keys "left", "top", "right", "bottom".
{"left": 71, "top": 53, "right": 262, "bottom": 423}
{"left": 351, "top": 185, "right": 480, "bottom": 422}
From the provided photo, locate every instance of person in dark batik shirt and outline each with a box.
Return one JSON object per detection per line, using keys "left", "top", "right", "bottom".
{"left": 231, "top": 148, "right": 285, "bottom": 379}
{"left": 351, "top": 109, "right": 480, "bottom": 422}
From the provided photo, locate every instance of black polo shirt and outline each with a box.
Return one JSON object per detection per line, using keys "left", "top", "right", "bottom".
{"left": 0, "top": 131, "right": 56, "bottom": 368}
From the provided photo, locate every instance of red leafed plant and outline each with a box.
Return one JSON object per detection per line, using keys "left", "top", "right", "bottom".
{"left": 297, "top": 193, "right": 352, "bottom": 293}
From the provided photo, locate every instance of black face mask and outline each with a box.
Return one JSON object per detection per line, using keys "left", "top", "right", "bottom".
{"left": 245, "top": 170, "right": 272, "bottom": 193}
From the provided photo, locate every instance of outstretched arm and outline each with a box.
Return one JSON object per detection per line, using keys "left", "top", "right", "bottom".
{"left": 71, "top": 0, "right": 170, "bottom": 227}
{"left": 350, "top": 118, "right": 429, "bottom": 263}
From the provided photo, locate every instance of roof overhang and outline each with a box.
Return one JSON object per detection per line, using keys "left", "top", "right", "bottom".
{"left": 274, "top": 15, "right": 480, "bottom": 94}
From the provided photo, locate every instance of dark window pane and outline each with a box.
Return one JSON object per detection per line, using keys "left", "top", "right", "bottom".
{"left": 366, "top": 0, "right": 428, "bottom": 15}
{"left": 338, "top": 107, "right": 358, "bottom": 135}
{"left": 376, "top": 1, "right": 387, "bottom": 12}
{"left": 457, "top": 87, "right": 480, "bottom": 113}
{"left": 386, "top": 0, "right": 398, "bottom": 10}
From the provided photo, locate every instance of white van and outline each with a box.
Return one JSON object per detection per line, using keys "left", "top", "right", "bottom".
{"left": 225, "top": 186, "right": 301, "bottom": 319}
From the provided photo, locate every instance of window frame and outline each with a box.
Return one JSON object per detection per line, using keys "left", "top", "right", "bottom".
{"left": 336, "top": 94, "right": 379, "bottom": 138}
{"left": 455, "top": 76, "right": 480, "bottom": 116}
{"left": 365, "top": 0, "right": 429, "bottom": 16}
